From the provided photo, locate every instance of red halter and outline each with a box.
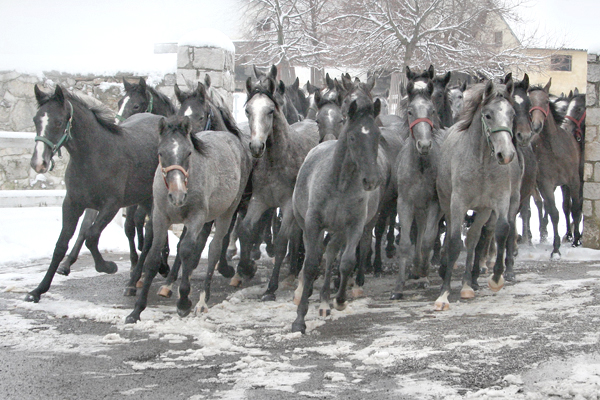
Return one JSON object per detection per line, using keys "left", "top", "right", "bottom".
{"left": 409, "top": 118, "right": 435, "bottom": 138}
{"left": 529, "top": 104, "right": 550, "bottom": 121}
{"left": 565, "top": 110, "right": 586, "bottom": 142}
{"left": 159, "top": 155, "right": 189, "bottom": 189}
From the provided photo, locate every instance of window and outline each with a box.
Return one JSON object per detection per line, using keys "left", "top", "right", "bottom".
{"left": 494, "top": 31, "right": 503, "bottom": 47}
{"left": 551, "top": 55, "right": 572, "bottom": 71}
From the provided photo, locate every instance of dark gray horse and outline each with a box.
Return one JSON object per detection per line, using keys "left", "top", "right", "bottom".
{"left": 27, "top": 85, "right": 162, "bottom": 303}
{"left": 314, "top": 84, "right": 344, "bottom": 141}
{"left": 291, "top": 94, "right": 386, "bottom": 334}
{"left": 235, "top": 75, "right": 319, "bottom": 301}
{"left": 435, "top": 79, "right": 520, "bottom": 310}
{"left": 530, "top": 81, "right": 582, "bottom": 257}
{"left": 392, "top": 78, "right": 443, "bottom": 300}
{"left": 125, "top": 115, "right": 252, "bottom": 322}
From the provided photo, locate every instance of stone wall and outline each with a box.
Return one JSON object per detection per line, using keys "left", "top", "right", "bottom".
{"left": 582, "top": 53, "right": 600, "bottom": 248}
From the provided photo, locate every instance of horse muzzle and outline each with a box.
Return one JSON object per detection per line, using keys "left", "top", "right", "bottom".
{"left": 168, "top": 187, "right": 188, "bottom": 207}
{"left": 249, "top": 140, "right": 266, "bottom": 158}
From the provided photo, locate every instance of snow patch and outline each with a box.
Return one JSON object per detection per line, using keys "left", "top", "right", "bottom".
{"left": 178, "top": 28, "right": 235, "bottom": 53}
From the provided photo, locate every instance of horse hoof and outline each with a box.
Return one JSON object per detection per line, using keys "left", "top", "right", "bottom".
{"left": 434, "top": 292, "right": 450, "bottom": 311}
{"left": 488, "top": 275, "right": 505, "bottom": 292}
{"left": 217, "top": 262, "right": 235, "bottom": 279}
{"left": 195, "top": 305, "right": 209, "bottom": 314}
{"left": 333, "top": 298, "right": 346, "bottom": 311}
{"left": 157, "top": 286, "right": 172, "bottom": 298}
{"left": 385, "top": 246, "right": 396, "bottom": 259}
{"left": 24, "top": 292, "right": 40, "bottom": 303}
{"left": 158, "top": 264, "right": 170, "bottom": 279}
{"left": 177, "top": 307, "right": 192, "bottom": 318}
{"left": 291, "top": 321, "right": 306, "bottom": 334}
{"left": 229, "top": 274, "right": 243, "bottom": 287}
{"left": 550, "top": 252, "right": 562, "bottom": 261}
{"left": 251, "top": 248, "right": 261, "bottom": 261}
{"left": 125, "top": 314, "right": 139, "bottom": 324}
{"left": 96, "top": 261, "right": 118, "bottom": 274}
{"left": 390, "top": 292, "right": 403, "bottom": 300}
{"left": 136, "top": 279, "right": 144, "bottom": 289}
{"left": 123, "top": 287, "right": 137, "bottom": 297}
{"left": 460, "top": 287, "right": 475, "bottom": 299}
{"left": 572, "top": 239, "right": 582, "bottom": 248}
{"left": 261, "top": 293, "right": 276, "bottom": 302}
{"left": 352, "top": 287, "right": 364, "bottom": 298}
{"left": 319, "top": 308, "right": 331, "bottom": 317}
{"left": 471, "top": 280, "right": 480, "bottom": 291}
{"left": 57, "top": 264, "right": 71, "bottom": 276}
{"left": 504, "top": 271, "right": 516, "bottom": 282}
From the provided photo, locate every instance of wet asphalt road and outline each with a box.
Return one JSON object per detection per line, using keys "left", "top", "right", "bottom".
{"left": 1, "top": 248, "right": 600, "bottom": 399}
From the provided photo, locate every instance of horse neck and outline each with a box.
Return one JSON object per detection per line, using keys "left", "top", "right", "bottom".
{"left": 267, "top": 109, "right": 292, "bottom": 158}
{"left": 439, "top": 95, "right": 453, "bottom": 127}
{"left": 466, "top": 109, "right": 493, "bottom": 164}
{"left": 65, "top": 103, "right": 112, "bottom": 159}
{"left": 332, "top": 129, "right": 360, "bottom": 191}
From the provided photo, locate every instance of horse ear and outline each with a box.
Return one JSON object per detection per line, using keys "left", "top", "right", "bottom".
{"left": 54, "top": 85, "right": 65, "bottom": 105}
{"left": 366, "top": 75, "right": 376, "bottom": 93}
{"left": 326, "top": 73, "right": 334, "bottom": 89}
{"left": 278, "top": 80, "right": 286, "bottom": 94}
{"left": 568, "top": 90, "right": 573, "bottom": 99}
{"left": 406, "top": 66, "right": 414, "bottom": 80}
{"left": 427, "top": 65, "right": 435, "bottom": 79}
{"left": 34, "top": 84, "right": 48, "bottom": 105}
{"left": 406, "top": 80, "right": 414, "bottom": 95}
{"left": 174, "top": 84, "right": 183, "bottom": 103}
{"left": 505, "top": 77, "right": 514, "bottom": 98}
{"left": 460, "top": 81, "right": 467, "bottom": 92}
{"left": 314, "top": 89, "right": 322, "bottom": 106}
{"left": 544, "top": 78, "right": 552, "bottom": 93}
{"left": 385, "top": 88, "right": 389, "bottom": 98}
{"left": 336, "top": 91, "right": 344, "bottom": 107}
{"left": 158, "top": 117, "right": 166, "bottom": 135}
{"left": 427, "top": 80, "right": 434, "bottom": 97}
{"left": 269, "top": 65, "right": 278, "bottom": 80}
{"left": 246, "top": 77, "right": 253, "bottom": 95}
{"left": 348, "top": 99, "right": 358, "bottom": 118}
{"left": 196, "top": 82, "right": 207, "bottom": 100}
{"left": 574, "top": 87, "right": 579, "bottom": 96}
{"left": 443, "top": 71, "right": 451, "bottom": 87}
{"left": 267, "top": 77, "right": 276, "bottom": 95}
{"left": 139, "top": 77, "right": 147, "bottom": 92}
{"left": 253, "top": 65, "right": 261, "bottom": 78}
{"left": 342, "top": 73, "right": 353, "bottom": 91}
{"left": 483, "top": 80, "right": 494, "bottom": 101}
{"left": 123, "top": 78, "right": 133, "bottom": 92}
{"left": 204, "top": 74, "right": 211, "bottom": 89}
{"left": 373, "top": 98, "right": 381, "bottom": 119}
{"left": 292, "top": 77, "right": 299, "bottom": 90}
{"left": 522, "top": 73, "right": 530, "bottom": 90}
{"left": 182, "top": 116, "right": 192, "bottom": 136}
{"left": 503, "top": 72, "right": 512, "bottom": 85}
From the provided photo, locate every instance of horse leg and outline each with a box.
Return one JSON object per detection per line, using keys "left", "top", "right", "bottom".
{"left": 385, "top": 205, "right": 398, "bottom": 259}
{"left": 416, "top": 204, "right": 441, "bottom": 284}
{"left": 569, "top": 179, "right": 583, "bottom": 247}
{"left": 196, "top": 212, "right": 237, "bottom": 314}
{"left": 292, "top": 223, "right": 325, "bottom": 334}
{"left": 216, "top": 213, "right": 237, "bottom": 279}
{"left": 157, "top": 226, "right": 187, "bottom": 298}
{"left": 333, "top": 226, "right": 364, "bottom": 311}
{"left": 504, "top": 193, "right": 520, "bottom": 281}
{"left": 319, "top": 235, "right": 343, "bottom": 317}
{"left": 561, "top": 185, "right": 573, "bottom": 242}
{"left": 533, "top": 188, "right": 547, "bottom": 243}
{"left": 519, "top": 196, "right": 533, "bottom": 246}
{"left": 125, "top": 199, "right": 155, "bottom": 296}
{"left": 227, "top": 214, "right": 241, "bottom": 260}
{"left": 431, "top": 218, "right": 445, "bottom": 266}
{"left": 234, "top": 201, "right": 270, "bottom": 284}
{"left": 391, "top": 199, "right": 413, "bottom": 300}
{"left": 461, "top": 209, "right": 492, "bottom": 299}
{"left": 372, "top": 211, "right": 386, "bottom": 276}
{"left": 124, "top": 206, "right": 139, "bottom": 269}
{"left": 125, "top": 209, "right": 170, "bottom": 323}
{"left": 490, "top": 212, "right": 510, "bottom": 291}
{"left": 57, "top": 208, "right": 98, "bottom": 276}
{"left": 25, "top": 197, "right": 85, "bottom": 303}
{"left": 134, "top": 205, "right": 146, "bottom": 251}
{"left": 539, "top": 183, "right": 562, "bottom": 259}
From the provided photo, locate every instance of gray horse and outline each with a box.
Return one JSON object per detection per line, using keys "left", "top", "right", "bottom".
{"left": 435, "top": 79, "right": 521, "bottom": 311}
{"left": 291, "top": 94, "right": 386, "bottom": 334}
{"left": 125, "top": 115, "right": 252, "bottom": 322}
{"left": 235, "top": 75, "right": 319, "bottom": 301}
{"left": 392, "top": 78, "right": 443, "bottom": 300}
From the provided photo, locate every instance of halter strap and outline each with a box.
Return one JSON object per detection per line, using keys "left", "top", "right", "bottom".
{"left": 159, "top": 155, "right": 189, "bottom": 189}
{"left": 34, "top": 101, "right": 74, "bottom": 171}
{"left": 408, "top": 117, "right": 434, "bottom": 138}
{"left": 481, "top": 114, "right": 513, "bottom": 156}
{"left": 565, "top": 110, "right": 586, "bottom": 142}
{"left": 204, "top": 107, "right": 214, "bottom": 131}
{"left": 529, "top": 104, "right": 549, "bottom": 120}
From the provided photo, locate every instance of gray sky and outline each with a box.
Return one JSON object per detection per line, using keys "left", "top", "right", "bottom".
{"left": 0, "top": 0, "right": 598, "bottom": 57}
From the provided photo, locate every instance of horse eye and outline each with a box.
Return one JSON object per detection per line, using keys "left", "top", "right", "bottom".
{"left": 133, "top": 104, "right": 140, "bottom": 110}
{"left": 407, "top": 110, "right": 413, "bottom": 116}
{"left": 268, "top": 109, "right": 274, "bottom": 115}
{"left": 458, "top": 95, "right": 463, "bottom": 99}
{"left": 245, "top": 109, "right": 250, "bottom": 115}
{"left": 485, "top": 113, "right": 492, "bottom": 120}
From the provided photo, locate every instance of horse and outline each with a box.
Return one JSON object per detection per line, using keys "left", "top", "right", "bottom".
{"left": 235, "top": 74, "right": 319, "bottom": 301}
{"left": 313, "top": 83, "right": 344, "bottom": 141}
{"left": 447, "top": 81, "right": 467, "bottom": 123}
{"left": 125, "top": 115, "right": 252, "bottom": 323}
{"left": 291, "top": 94, "right": 386, "bottom": 334}
{"left": 431, "top": 71, "right": 454, "bottom": 128}
{"left": 550, "top": 92, "right": 572, "bottom": 121}
{"left": 435, "top": 79, "right": 520, "bottom": 310}
{"left": 56, "top": 78, "right": 177, "bottom": 277}
{"left": 26, "top": 85, "right": 162, "bottom": 303}
{"left": 529, "top": 80, "right": 583, "bottom": 257}
{"left": 286, "top": 77, "right": 310, "bottom": 118}
{"left": 391, "top": 78, "right": 443, "bottom": 299}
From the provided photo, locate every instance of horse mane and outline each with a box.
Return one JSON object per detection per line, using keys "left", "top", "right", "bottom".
{"left": 146, "top": 85, "right": 176, "bottom": 115}
{"left": 455, "top": 82, "right": 511, "bottom": 132}
{"left": 65, "top": 91, "right": 122, "bottom": 135}
{"left": 189, "top": 132, "right": 209, "bottom": 157}
{"left": 245, "top": 85, "right": 280, "bottom": 111}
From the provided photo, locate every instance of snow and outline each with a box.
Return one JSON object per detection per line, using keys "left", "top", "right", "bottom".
{"left": 178, "top": 28, "right": 235, "bottom": 53}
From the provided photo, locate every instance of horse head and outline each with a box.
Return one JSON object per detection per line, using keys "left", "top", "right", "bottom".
{"left": 481, "top": 79, "right": 516, "bottom": 165}
{"left": 447, "top": 81, "right": 466, "bottom": 123}
{"left": 116, "top": 77, "right": 152, "bottom": 123}
{"left": 245, "top": 75, "right": 281, "bottom": 158}
{"left": 431, "top": 71, "right": 451, "bottom": 119}
{"left": 340, "top": 74, "right": 375, "bottom": 116}
{"left": 528, "top": 78, "right": 552, "bottom": 135}
{"left": 158, "top": 115, "right": 194, "bottom": 207}
{"left": 175, "top": 82, "right": 216, "bottom": 133}
{"left": 315, "top": 88, "right": 344, "bottom": 141}
{"left": 31, "top": 85, "right": 74, "bottom": 173}
{"left": 406, "top": 79, "right": 437, "bottom": 155}
{"left": 344, "top": 96, "right": 382, "bottom": 191}
{"left": 562, "top": 91, "right": 586, "bottom": 142}
{"left": 509, "top": 73, "right": 533, "bottom": 146}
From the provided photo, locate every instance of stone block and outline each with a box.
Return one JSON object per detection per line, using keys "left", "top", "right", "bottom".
{"left": 583, "top": 199, "right": 593, "bottom": 217}
{"left": 586, "top": 126, "right": 598, "bottom": 144}
{"left": 177, "top": 46, "right": 192, "bottom": 69}
{"left": 587, "top": 107, "right": 600, "bottom": 127}
{"left": 587, "top": 83, "right": 598, "bottom": 107}
{"left": 6, "top": 79, "right": 36, "bottom": 98}
{"left": 192, "top": 47, "right": 227, "bottom": 71}
{"left": 0, "top": 71, "right": 21, "bottom": 81}
{"left": 176, "top": 69, "right": 201, "bottom": 88}
{"left": 589, "top": 63, "right": 600, "bottom": 83}
{"left": 595, "top": 163, "right": 600, "bottom": 182}
{"left": 585, "top": 142, "right": 600, "bottom": 162}
{"left": 583, "top": 182, "right": 600, "bottom": 200}
{"left": 9, "top": 100, "right": 37, "bottom": 132}
{"left": 585, "top": 162, "right": 595, "bottom": 181}
{"left": 582, "top": 218, "right": 600, "bottom": 249}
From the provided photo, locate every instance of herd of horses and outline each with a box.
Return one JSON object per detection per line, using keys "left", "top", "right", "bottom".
{"left": 25, "top": 63, "right": 586, "bottom": 334}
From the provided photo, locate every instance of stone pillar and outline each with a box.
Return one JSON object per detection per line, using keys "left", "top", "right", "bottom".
{"left": 582, "top": 53, "right": 600, "bottom": 248}
{"left": 177, "top": 28, "right": 235, "bottom": 111}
